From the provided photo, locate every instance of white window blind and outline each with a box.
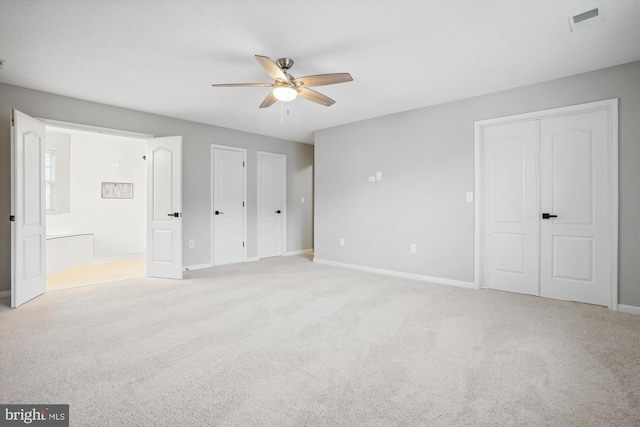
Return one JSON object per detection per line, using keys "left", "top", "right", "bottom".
{"left": 45, "top": 150, "right": 56, "bottom": 212}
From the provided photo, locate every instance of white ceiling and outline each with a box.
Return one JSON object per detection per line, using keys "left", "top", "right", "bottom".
{"left": 1, "top": 1, "right": 638, "bottom": 144}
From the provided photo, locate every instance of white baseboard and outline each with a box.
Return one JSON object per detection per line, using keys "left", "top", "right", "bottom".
{"left": 245, "top": 257, "right": 260, "bottom": 262}
{"left": 313, "top": 258, "right": 476, "bottom": 289}
{"left": 184, "top": 263, "right": 213, "bottom": 271}
{"left": 286, "top": 249, "right": 314, "bottom": 256}
{"left": 618, "top": 304, "right": 640, "bottom": 316}
{"left": 0, "top": 290, "right": 10, "bottom": 299}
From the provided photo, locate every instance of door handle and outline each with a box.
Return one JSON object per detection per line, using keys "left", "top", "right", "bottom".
{"left": 215, "top": 210, "right": 224, "bottom": 215}
{"left": 542, "top": 213, "right": 557, "bottom": 219}
{"left": 276, "top": 210, "right": 281, "bottom": 214}
{"left": 167, "top": 212, "right": 181, "bottom": 217}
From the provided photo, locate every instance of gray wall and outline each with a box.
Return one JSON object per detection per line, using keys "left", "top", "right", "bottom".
{"left": 0, "top": 83, "right": 314, "bottom": 292}
{"left": 315, "top": 61, "right": 640, "bottom": 307}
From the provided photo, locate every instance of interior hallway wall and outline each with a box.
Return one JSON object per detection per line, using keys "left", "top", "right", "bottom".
{"left": 314, "top": 61, "right": 640, "bottom": 307}
{"left": 0, "top": 83, "right": 314, "bottom": 292}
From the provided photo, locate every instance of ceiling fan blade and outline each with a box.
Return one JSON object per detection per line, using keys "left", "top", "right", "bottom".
{"left": 295, "top": 73, "right": 353, "bottom": 87}
{"left": 298, "top": 87, "right": 335, "bottom": 107}
{"left": 211, "top": 83, "right": 273, "bottom": 87}
{"left": 255, "top": 55, "right": 289, "bottom": 83}
{"left": 259, "top": 92, "right": 278, "bottom": 109}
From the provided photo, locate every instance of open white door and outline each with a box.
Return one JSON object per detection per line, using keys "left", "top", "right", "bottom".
{"left": 146, "top": 136, "right": 183, "bottom": 279}
{"left": 11, "top": 110, "right": 47, "bottom": 307}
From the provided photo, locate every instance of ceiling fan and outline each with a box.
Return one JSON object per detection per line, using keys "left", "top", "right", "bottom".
{"left": 211, "top": 55, "right": 353, "bottom": 108}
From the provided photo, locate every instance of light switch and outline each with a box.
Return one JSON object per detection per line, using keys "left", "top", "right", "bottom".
{"left": 376, "top": 171, "right": 382, "bottom": 180}
{"left": 301, "top": 197, "right": 305, "bottom": 203}
{"left": 339, "top": 237, "right": 345, "bottom": 246}
{"left": 466, "top": 192, "right": 473, "bottom": 202}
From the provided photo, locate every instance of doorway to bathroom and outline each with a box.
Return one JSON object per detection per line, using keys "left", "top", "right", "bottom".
{"left": 44, "top": 125, "right": 147, "bottom": 290}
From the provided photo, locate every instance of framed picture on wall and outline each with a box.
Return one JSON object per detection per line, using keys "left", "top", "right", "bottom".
{"left": 101, "top": 182, "right": 134, "bottom": 199}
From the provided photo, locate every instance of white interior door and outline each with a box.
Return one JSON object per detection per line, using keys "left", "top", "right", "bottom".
{"left": 212, "top": 147, "right": 246, "bottom": 266}
{"left": 11, "top": 110, "right": 47, "bottom": 307}
{"left": 146, "top": 136, "right": 182, "bottom": 279}
{"left": 539, "top": 110, "right": 610, "bottom": 305}
{"left": 478, "top": 100, "right": 616, "bottom": 307}
{"left": 258, "top": 152, "right": 286, "bottom": 258}
{"left": 482, "top": 120, "right": 539, "bottom": 296}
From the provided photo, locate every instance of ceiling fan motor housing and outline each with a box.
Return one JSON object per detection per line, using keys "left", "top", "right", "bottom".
{"left": 276, "top": 58, "right": 294, "bottom": 71}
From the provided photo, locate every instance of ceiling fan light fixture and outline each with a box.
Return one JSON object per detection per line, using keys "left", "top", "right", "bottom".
{"left": 273, "top": 85, "right": 297, "bottom": 102}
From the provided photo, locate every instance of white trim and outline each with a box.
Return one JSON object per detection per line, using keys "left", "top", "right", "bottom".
{"left": 211, "top": 144, "right": 248, "bottom": 266}
{"left": 618, "top": 305, "right": 640, "bottom": 316}
{"left": 608, "top": 101, "right": 619, "bottom": 311}
{"left": 286, "top": 249, "right": 313, "bottom": 256}
{"left": 473, "top": 121, "right": 482, "bottom": 290}
{"left": 474, "top": 98, "right": 619, "bottom": 310}
{"left": 184, "top": 263, "right": 213, "bottom": 271}
{"left": 0, "top": 290, "right": 10, "bottom": 299}
{"left": 39, "top": 118, "right": 153, "bottom": 139}
{"left": 257, "top": 151, "right": 287, "bottom": 258}
{"left": 313, "top": 258, "right": 476, "bottom": 289}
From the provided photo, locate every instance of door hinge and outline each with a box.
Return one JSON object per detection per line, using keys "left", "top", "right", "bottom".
{"left": 142, "top": 155, "right": 146, "bottom": 160}
{"left": 9, "top": 215, "right": 15, "bottom": 222}
{"left": 243, "top": 241, "right": 245, "bottom": 248}
{"left": 243, "top": 161, "right": 245, "bottom": 167}
{"left": 11, "top": 109, "right": 15, "bottom": 127}
{"left": 242, "top": 201, "right": 245, "bottom": 207}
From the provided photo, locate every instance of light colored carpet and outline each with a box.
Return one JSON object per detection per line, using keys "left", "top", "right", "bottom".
{"left": 47, "top": 259, "right": 145, "bottom": 291}
{"left": 1, "top": 254, "right": 639, "bottom": 426}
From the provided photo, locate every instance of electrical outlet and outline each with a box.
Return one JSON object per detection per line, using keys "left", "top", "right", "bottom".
{"left": 189, "top": 240, "right": 195, "bottom": 248}
{"left": 340, "top": 237, "right": 345, "bottom": 247}
{"left": 301, "top": 196, "right": 305, "bottom": 203}
{"left": 410, "top": 243, "right": 416, "bottom": 254}
{"left": 376, "top": 171, "right": 382, "bottom": 180}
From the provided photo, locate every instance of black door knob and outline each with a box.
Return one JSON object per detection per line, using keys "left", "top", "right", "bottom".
{"left": 276, "top": 210, "right": 281, "bottom": 214}
{"left": 215, "top": 210, "right": 224, "bottom": 215}
{"left": 542, "top": 213, "right": 558, "bottom": 219}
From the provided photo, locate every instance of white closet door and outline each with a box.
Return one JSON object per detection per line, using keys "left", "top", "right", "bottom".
{"left": 213, "top": 147, "right": 245, "bottom": 266}
{"left": 539, "top": 110, "right": 610, "bottom": 306}
{"left": 258, "top": 152, "right": 286, "bottom": 258}
{"left": 482, "top": 120, "right": 539, "bottom": 296}
{"left": 479, "top": 101, "right": 615, "bottom": 308}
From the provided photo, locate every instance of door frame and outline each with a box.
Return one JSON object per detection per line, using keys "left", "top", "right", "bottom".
{"left": 41, "top": 121, "right": 153, "bottom": 270}
{"left": 210, "top": 144, "right": 247, "bottom": 265}
{"left": 39, "top": 120, "right": 154, "bottom": 278}
{"left": 257, "top": 151, "right": 287, "bottom": 258}
{"left": 473, "top": 98, "right": 619, "bottom": 310}
{"left": 27, "top": 118, "right": 186, "bottom": 284}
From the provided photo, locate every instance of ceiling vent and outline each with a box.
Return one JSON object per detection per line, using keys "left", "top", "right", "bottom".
{"left": 568, "top": 8, "right": 604, "bottom": 32}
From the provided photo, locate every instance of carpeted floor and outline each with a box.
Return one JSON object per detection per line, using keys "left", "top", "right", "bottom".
{"left": 1, "top": 254, "right": 639, "bottom": 426}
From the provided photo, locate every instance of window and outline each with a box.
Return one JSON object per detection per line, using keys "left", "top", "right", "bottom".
{"left": 45, "top": 150, "right": 56, "bottom": 212}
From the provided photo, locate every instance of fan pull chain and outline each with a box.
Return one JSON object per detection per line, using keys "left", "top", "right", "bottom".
{"left": 280, "top": 102, "right": 291, "bottom": 124}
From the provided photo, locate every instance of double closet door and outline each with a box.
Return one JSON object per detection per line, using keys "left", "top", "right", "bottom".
{"left": 479, "top": 101, "right": 617, "bottom": 307}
